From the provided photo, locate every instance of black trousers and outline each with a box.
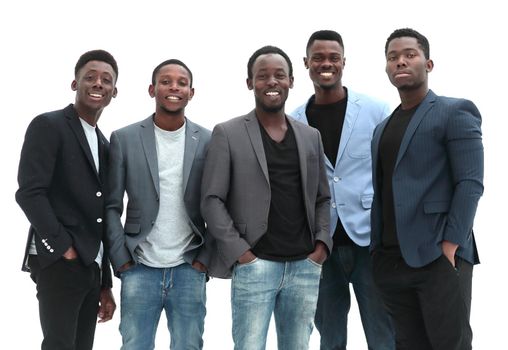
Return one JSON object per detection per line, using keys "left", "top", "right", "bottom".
{"left": 372, "top": 250, "right": 473, "bottom": 350}
{"left": 28, "top": 255, "right": 101, "bottom": 350}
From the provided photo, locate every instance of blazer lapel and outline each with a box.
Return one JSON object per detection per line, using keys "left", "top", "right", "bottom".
{"left": 395, "top": 90, "right": 437, "bottom": 169}
{"left": 96, "top": 127, "right": 108, "bottom": 184}
{"left": 244, "top": 110, "right": 269, "bottom": 183}
{"left": 182, "top": 118, "right": 199, "bottom": 192}
{"left": 65, "top": 106, "right": 100, "bottom": 180}
{"left": 140, "top": 116, "right": 160, "bottom": 196}
{"left": 336, "top": 97, "right": 360, "bottom": 167}
{"left": 288, "top": 118, "right": 308, "bottom": 195}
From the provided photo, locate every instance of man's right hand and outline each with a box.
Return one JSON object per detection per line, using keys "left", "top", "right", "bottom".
{"left": 237, "top": 250, "right": 257, "bottom": 264}
{"left": 62, "top": 246, "right": 78, "bottom": 260}
{"left": 118, "top": 261, "right": 134, "bottom": 273}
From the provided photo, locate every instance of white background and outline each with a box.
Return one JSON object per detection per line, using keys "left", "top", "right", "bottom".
{"left": 1, "top": 0, "right": 506, "bottom": 348}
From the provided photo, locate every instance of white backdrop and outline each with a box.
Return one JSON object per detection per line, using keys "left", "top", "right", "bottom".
{"left": 1, "top": 0, "right": 505, "bottom": 348}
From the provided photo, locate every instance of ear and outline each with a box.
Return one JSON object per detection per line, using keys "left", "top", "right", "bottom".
{"left": 426, "top": 59, "right": 434, "bottom": 73}
{"left": 343, "top": 56, "right": 346, "bottom": 67}
{"left": 71, "top": 80, "right": 77, "bottom": 91}
{"left": 303, "top": 57, "right": 309, "bottom": 69}
{"left": 189, "top": 87, "right": 195, "bottom": 100}
{"left": 289, "top": 76, "right": 294, "bottom": 89}
{"left": 246, "top": 78, "right": 253, "bottom": 90}
{"left": 148, "top": 84, "right": 155, "bottom": 97}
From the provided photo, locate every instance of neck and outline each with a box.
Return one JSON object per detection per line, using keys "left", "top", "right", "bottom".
{"left": 399, "top": 87, "right": 429, "bottom": 110}
{"left": 314, "top": 84, "right": 345, "bottom": 105}
{"left": 255, "top": 108, "right": 287, "bottom": 129}
{"left": 74, "top": 104, "right": 101, "bottom": 126}
{"left": 154, "top": 112, "right": 185, "bottom": 131}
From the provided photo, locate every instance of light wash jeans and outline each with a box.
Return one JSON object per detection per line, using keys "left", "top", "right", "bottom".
{"left": 119, "top": 263, "right": 206, "bottom": 350}
{"left": 231, "top": 257, "right": 322, "bottom": 350}
{"left": 315, "top": 245, "right": 395, "bottom": 350}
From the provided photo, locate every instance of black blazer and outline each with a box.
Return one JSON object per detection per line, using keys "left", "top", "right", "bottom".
{"left": 16, "top": 104, "right": 112, "bottom": 288}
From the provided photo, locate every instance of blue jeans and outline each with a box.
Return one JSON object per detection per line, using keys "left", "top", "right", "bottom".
{"left": 315, "top": 245, "right": 395, "bottom": 350}
{"left": 119, "top": 263, "right": 207, "bottom": 350}
{"left": 231, "top": 257, "right": 322, "bottom": 350}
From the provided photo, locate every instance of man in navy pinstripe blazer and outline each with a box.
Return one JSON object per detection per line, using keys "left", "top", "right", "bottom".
{"left": 370, "top": 28, "right": 483, "bottom": 350}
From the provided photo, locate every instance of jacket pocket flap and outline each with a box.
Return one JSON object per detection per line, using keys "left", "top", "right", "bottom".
{"left": 127, "top": 209, "right": 141, "bottom": 218}
{"left": 361, "top": 195, "right": 373, "bottom": 209}
{"left": 423, "top": 201, "right": 450, "bottom": 214}
{"left": 124, "top": 223, "right": 141, "bottom": 235}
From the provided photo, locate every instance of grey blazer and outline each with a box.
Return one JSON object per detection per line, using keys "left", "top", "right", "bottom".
{"left": 105, "top": 115, "right": 212, "bottom": 274}
{"left": 370, "top": 90, "right": 484, "bottom": 267}
{"left": 201, "top": 110, "right": 332, "bottom": 278}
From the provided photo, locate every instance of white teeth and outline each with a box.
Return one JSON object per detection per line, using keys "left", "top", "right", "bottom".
{"left": 89, "top": 93, "right": 102, "bottom": 98}
{"left": 320, "top": 72, "right": 333, "bottom": 77}
{"left": 166, "top": 96, "right": 180, "bottom": 100}
{"left": 266, "top": 91, "right": 279, "bottom": 96}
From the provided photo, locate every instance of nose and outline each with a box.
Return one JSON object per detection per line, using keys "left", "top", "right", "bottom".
{"left": 267, "top": 75, "right": 278, "bottom": 86}
{"left": 168, "top": 81, "right": 180, "bottom": 90}
{"left": 92, "top": 77, "right": 104, "bottom": 88}
{"left": 321, "top": 59, "right": 333, "bottom": 68}
{"left": 396, "top": 56, "right": 407, "bottom": 67}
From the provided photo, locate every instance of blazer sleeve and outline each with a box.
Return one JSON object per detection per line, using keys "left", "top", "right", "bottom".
{"left": 313, "top": 130, "right": 333, "bottom": 253}
{"left": 105, "top": 131, "right": 132, "bottom": 272}
{"left": 15, "top": 115, "right": 73, "bottom": 259}
{"left": 200, "top": 124, "right": 251, "bottom": 268}
{"left": 443, "top": 99, "right": 484, "bottom": 246}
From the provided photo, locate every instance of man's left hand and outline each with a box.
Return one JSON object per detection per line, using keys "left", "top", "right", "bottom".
{"left": 98, "top": 288, "right": 116, "bottom": 323}
{"left": 307, "top": 241, "right": 328, "bottom": 265}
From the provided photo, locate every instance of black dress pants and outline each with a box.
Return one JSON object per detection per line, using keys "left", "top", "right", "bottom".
{"left": 28, "top": 255, "right": 101, "bottom": 350}
{"left": 372, "top": 250, "right": 473, "bottom": 350}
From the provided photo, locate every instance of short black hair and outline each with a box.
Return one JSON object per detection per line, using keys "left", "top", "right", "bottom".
{"left": 385, "top": 28, "right": 430, "bottom": 59}
{"left": 151, "top": 59, "right": 193, "bottom": 87}
{"left": 75, "top": 49, "right": 118, "bottom": 80}
{"left": 306, "top": 30, "right": 344, "bottom": 56}
{"left": 247, "top": 45, "right": 293, "bottom": 80}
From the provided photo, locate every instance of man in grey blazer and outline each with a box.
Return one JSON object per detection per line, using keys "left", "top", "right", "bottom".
{"left": 202, "top": 46, "right": 332, "bottom": 350}
{"left": 106, "top": 59, "right": 212, "bottom": 349}
{"left": 370, "top": 28, "right": 484, "bottom": 350}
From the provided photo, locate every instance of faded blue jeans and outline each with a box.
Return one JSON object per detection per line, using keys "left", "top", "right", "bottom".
{"left": 231, "top": 257, "right": 322, "bottom": 350}
{"left": 315, "top": 245, "right": 395, "bottom": 350}
{"left": 119, "top": 263, "right": 206, "bottom": 350}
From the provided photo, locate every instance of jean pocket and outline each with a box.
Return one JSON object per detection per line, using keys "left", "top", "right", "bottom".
{"left": 236, "top": 257, "right": 259, "bottom": 268}
{"left": 305, "top": 257, "right": 323, "bottom": 268}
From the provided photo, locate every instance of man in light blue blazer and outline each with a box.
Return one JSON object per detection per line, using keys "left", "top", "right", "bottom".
{"left": 292, "top": 30, "right": 394, "bottom": 350}
{"left": 105, "top": 59, "right": 212, "bottom": 349}
{"left": 371, "top": 28, "right": 484, "bottom": 350}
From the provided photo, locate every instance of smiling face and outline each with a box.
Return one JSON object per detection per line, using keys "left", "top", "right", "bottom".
{"left": 385, "top": 36, "right": 433, "bottom": 92}
{"left": 149, "top": 64, "right": 194, "bottom": 116}
{"left": 72, "top": 60, "right": 117, "bottom": 119}
{"left": 247, "top": 53, "right": 293, "bottom": 114}
{"left": 305, "top": 39, "right": 345, "bottom": 91}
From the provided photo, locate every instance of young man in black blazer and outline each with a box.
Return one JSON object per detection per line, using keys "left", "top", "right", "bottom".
{"left": 16, "top": 50, "right": 119, "bottom": 350}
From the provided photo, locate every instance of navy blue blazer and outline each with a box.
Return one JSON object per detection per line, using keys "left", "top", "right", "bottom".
{"left": 370, "top": 90, "right": 484, "bottom": 267}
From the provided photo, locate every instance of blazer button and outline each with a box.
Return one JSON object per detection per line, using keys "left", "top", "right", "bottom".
{"left": 333, "top": 176, "right": 340, "bottom": 182}
{"left": 96, "top": 191, "right": 102, "bottom": 197}
{"left": 97, "top": 218, "right": 103, "bottom": 223}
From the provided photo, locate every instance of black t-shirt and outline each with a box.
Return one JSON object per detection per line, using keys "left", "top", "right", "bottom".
{"left": 252, "top": 121, "right": 314, "bottom": 261}
{"left": 378, "top": 105, "right": 418, "bottom": 247}
{"left": 306, "top": 91, "right": 353, "bottom": 247}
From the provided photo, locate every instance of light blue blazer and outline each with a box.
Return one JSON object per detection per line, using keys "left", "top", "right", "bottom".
{"left": 291, "top": 89, "right": 390, "bottom": 246}
{"left": 370, "top": 90, "right": 484, "bottom": 267}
